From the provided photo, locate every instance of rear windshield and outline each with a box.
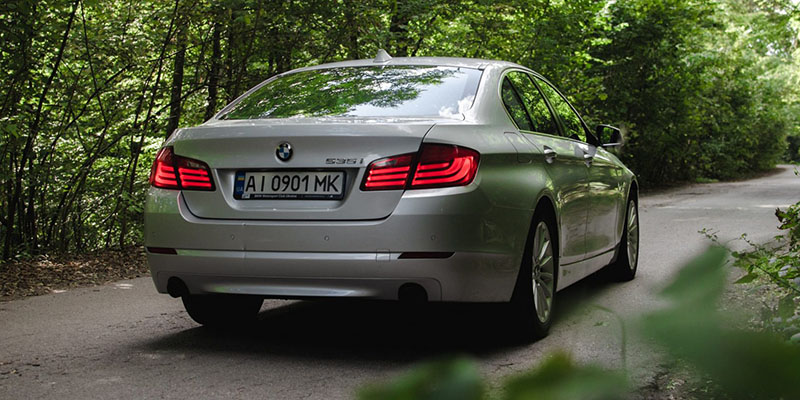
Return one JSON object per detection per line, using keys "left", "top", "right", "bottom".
{"left": 219, "top": 66, "right": 483, "bottom": 120}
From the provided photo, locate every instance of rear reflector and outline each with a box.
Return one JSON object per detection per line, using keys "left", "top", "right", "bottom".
{"left": 398, "top": 252, "right": 454, "bottom": 259}
{"left": 149, "top": 147, "right": 215, "bottom": 191}
{"left": 361, "top": 144, "right": 479, "bottom": 191}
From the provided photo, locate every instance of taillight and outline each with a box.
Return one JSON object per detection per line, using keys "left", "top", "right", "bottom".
{"left": 361, "top": 153, "right": 414, "bottom": 190}
{"left": 149, "top": 146, "right": 215, "bottom": 191}
{"left": 410, "top": 144, "right": 479, "bottom": 189}
{"left": 361, "top": 144, "right": 479, "bottom": 191}
{"left": 150, "top": 147, "right": 178, "bottom": 189}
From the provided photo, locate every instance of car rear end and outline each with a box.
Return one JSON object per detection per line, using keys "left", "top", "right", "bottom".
{"left": 144, "top": 61, "right": 525, "bottom": 304}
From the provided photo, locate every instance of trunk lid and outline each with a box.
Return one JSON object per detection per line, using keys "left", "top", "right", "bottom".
{"left": 171, "top": 118, "right": 438, "bottom": 220}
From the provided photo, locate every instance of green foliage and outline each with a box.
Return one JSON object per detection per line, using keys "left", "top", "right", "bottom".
{"left": 730, "top": 170, "right": 800, "bottom": 341}
{"left": 0, "top": 0, "right": 798, "bottom": 257}
{"left": 358, "top": 358, "right": 484, "bottom": 400}
{"left": 357, "top": 352, "right": 627, "bottom": 400}
{"left": 502, "top": 352, "right": 628, "bottom": 400}
{"left": 776, "top": 202, "right": 800, "bottom": 247}
{"left": 642, "top": 246, "right": 800, "bottom": 398}
{"left": 594, "top": 0, "right": 798, "bottom": 185}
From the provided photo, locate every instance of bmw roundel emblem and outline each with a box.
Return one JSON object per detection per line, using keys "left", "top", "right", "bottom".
{"left": 276, "top": 142, "right": 293, "bottom": 161}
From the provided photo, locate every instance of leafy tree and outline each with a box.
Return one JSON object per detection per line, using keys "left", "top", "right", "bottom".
{"left": 0, "top": 0, "right": 797, "bottom": 258}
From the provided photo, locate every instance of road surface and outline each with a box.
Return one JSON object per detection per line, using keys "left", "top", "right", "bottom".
{"left": 2, "top": 165, "right": 798, "bottom": 399}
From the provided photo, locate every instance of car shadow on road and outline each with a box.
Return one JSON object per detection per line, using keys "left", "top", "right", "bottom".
{"left": 140, "top": 267, "right": 622, "bottom": 362}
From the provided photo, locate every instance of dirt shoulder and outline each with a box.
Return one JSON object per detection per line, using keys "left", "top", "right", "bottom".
{"left": 0, "top": 246, "right": 148, "bottom": 302}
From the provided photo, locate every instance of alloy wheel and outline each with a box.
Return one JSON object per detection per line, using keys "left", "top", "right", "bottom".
{"left": 531, "top": 221, "right": 555, "bottom": 323}
{"left": 626, "top": 201, "right": 639, "bottom": 270}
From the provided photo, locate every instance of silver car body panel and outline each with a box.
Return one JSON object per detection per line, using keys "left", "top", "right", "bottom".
{"left": 146, "top": 57, "right": 637, "bottom": 302}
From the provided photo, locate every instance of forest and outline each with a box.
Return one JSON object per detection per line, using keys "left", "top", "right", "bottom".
{"left": 1, "top": 0, "right": 799, "bottom": 259}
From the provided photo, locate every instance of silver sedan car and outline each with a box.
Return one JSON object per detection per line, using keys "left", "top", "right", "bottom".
{"left": 145, "top": 51, "right": 639, "bottom": 339}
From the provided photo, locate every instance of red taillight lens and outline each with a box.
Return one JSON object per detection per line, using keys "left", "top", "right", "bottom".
{"left": 361, "top": 144, "right": 479, "bottom": 191}
{"left": 149, "top": 146, "right": 215, "bottom": 191}
{"left": 410, "top": 144, "right": 479, "bottom": 189}
{"left": 150, "top": 147, "right": 179, "bottom": 189}
{"left": 361, "top": 153, "right": 414, "bottom": 190}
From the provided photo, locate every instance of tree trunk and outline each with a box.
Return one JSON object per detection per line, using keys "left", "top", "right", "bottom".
{"left": 344, "top": 0, "right": 360, "bottom": 59}
{"left": 388, "top": 0, "right": 410, "bottom": 57}
{"left": 164, "top": 25, "right": 187, "bottom": 138}
{"left": 204, "top": 22, "right": 221, "bottom": 120}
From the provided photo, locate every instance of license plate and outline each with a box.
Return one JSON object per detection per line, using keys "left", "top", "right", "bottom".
{"left": 234, "top": 171, "right": 345, "bottom": 200}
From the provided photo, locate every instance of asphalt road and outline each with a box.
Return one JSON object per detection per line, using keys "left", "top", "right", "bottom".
{"left": 2, "top": 165, "right": 798, "bottom": 399}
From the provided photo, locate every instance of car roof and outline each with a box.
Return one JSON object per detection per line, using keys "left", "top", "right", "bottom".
{"left": 287, "top": 56, "right": 526, "bottom": 74}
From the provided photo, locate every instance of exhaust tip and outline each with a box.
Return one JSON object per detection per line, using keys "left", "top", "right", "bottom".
{"left": 166, "top": 277, "right": 189, "bottom": 298}
{"left": 398, "top": 283, "right": 428, "bottom": 304}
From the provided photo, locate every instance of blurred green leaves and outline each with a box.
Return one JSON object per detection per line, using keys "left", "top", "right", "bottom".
{"left": 643, "top": 246, "right": 800, "bottom": 398}
{"left": 358, "top": 352, "right": 627, "bottom": 400}
{"left": 358, "top": 246, "right": 800, "bottom": 399}
{"left": 359, "top": 358, "right": 484, "bottom": 400}
{"left": 502, "top": 353, "right": 628, "bottom": 400}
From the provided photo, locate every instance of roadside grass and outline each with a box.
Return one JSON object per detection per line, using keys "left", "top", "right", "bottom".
{"left": 694, "top": 177, "right": 719, "bottom": 184}
{"left": 0, "top": 246, "right": 148, "bottom": 301}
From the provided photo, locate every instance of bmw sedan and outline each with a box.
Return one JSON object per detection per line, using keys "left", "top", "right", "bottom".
{"left": 145, "top": 51, "right": 639, "bottom": 339}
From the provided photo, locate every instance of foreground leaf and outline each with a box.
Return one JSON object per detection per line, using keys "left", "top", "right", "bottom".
{"left": 503, "top": 352, "right": 628, "bottom": 400}
{"left": 643, "top": 246, "right": 800, "bottom": 399}
{"left": 358, "top": 358, "right": 483, "bottom": 400}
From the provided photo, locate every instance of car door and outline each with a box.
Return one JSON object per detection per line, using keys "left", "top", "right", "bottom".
{"left": 501, "top": 71, "right": 588, "bottom": 266}
{"left": 532, "top": 76, "right": 621, "bottom": 259}
{"left": 585, "top": 145, "right": 624, "bottom": 258}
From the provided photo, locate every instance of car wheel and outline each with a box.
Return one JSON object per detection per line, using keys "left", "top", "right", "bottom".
{"left": 510, "top": 211, "right": 558, "bottom": 340}
{"left": 611, "top": 198, "right": 639, "bottom": 281}
{"left": 182, "top": 294, "right": 263, "bottom": 327}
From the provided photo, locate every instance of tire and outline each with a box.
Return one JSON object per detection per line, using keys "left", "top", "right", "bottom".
{"left": 610, "top": 198, "right": 639, "bottom": 281}
{"left": 182, "top": 294, "right": 263, "bottom": 327}
{"left": 510, "top": 210, "right": 559, "bottom": 340}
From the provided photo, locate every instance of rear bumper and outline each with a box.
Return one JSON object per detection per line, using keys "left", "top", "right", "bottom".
{"left": 148, "top": 250, "right": 514, "bottom": 301}
{"left": 144, "top": 187, "right": 531, "bottom": 302}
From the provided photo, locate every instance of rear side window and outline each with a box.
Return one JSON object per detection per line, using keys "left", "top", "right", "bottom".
{"left": 533, "top": 77, "right": 587, "bottom": 142}
{"left": 500, "top": 78, "right": 534, "bottom": 131}
{"left": 505, "top": 71, "right": 559, "bottom": 136}
{"left": 219, "top": 66, "right": 482, "bottom": 120}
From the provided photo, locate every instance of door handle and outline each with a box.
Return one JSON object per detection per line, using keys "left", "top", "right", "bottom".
{"left": 543, "top": 146, "right": 557, "bottom": 164}
{"left": 583, "top": 151, "right": 594, "bottom": 166}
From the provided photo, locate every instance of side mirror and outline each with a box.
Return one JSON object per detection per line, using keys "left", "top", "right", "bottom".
{"left": 596, "top": 124, "right": 622, "bottom": 148}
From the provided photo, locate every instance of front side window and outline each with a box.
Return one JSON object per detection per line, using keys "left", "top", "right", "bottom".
{"left": 533, "top": 77, "right": 587, "bottom": 142}
{"left": 219, "top": 66, "right": 482, "bottom": 120}
{"left": 505, "top": 71, "right": 559, "bottom": 136}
